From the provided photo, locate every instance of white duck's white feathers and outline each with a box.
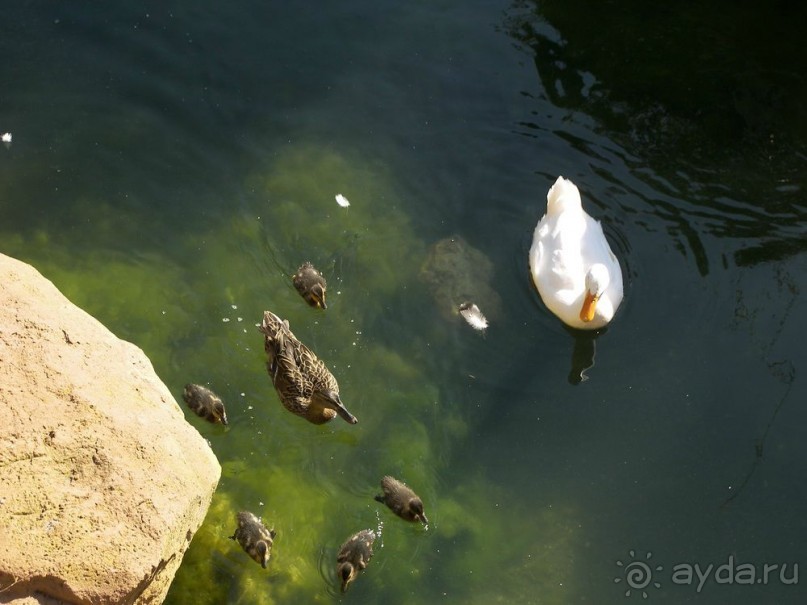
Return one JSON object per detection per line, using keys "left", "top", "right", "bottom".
{"left": 529, "top": 176, "right": 623, "bottom": 330}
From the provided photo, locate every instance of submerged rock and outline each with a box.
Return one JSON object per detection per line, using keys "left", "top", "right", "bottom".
{"left": 0, "top": 253, "right": 221, "bottom": 604}
{"left": 420, "top": 235, "right": 502, "bottom": 322}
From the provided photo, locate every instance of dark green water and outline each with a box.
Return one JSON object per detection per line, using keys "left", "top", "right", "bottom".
{"left": 2, "top": 2, "right": 805, "bottom": 603}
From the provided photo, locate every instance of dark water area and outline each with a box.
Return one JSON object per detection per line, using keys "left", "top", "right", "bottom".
{"left": 2, "top": 2, "right": 805, "bottom": 604}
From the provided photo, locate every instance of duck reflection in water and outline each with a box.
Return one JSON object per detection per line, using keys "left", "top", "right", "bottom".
{"left": 565, "top": 325, "right": 605, "bottom": 385}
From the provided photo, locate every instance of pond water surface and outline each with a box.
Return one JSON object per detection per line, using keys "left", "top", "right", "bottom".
{"left": 2, "top": 2, "right": 805, "bottom": 604}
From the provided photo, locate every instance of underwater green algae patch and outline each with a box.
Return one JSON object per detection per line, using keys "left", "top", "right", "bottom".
{"left": 162, "top": 145, "right": 484, "bottom": 604}
{"left": 165, "top": 340, "right": 446, "bottom": 604}
{"left": 1, "top": 231, "right": 196, "bottom": 373}
{"left": 165, "top": 484, "right": 342, "bottom": 605}
{"left": 1, "top": 141, "right": 574, "bottom": 605}
{"left": 246, "top": 143, "right": 427, "bottom": 307}
{"left": 167, "top": 143, "right": 576, "bottom": 605}
{"left": 169, "top": 337, "right": 578, "bottom": 605}
{"left": 420, "top": 476, "right": 582, "bottom": 605}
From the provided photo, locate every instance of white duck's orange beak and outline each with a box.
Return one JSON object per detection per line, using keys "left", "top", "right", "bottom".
{"left": 579, "top": 291, "right": 599, "bottom": 323}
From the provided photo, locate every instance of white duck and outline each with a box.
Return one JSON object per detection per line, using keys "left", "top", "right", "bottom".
{"left": 529, "top": 176, "right": 623, "bottom": 330}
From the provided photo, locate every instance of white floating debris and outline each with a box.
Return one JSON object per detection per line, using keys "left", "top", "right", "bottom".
{"left": 1, "top": 132, "right": 11, "bottom": 143}
{"left": 458, "top": 302, "right": 488, "bottom": 332}
{"left": 335, "top": 193, "right": 351, "bottom": 208}
{"left": 222, "top": 317, "right": 231, "bottom": 323}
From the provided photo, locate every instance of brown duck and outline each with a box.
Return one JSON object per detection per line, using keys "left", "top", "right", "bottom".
{"left": 375, "top": 476, "right": 429, "bottom": 524}
{"left": 293, "top": 262, "right": 327, "bottom": 309}
{"left": 182, "top": 383, "right": 228, "bottom": 425}
{"left": 259, "top": 310, "right": 357, "bottom": 425}
{"left": 336, "top": 528, "right": 376, "bottom": 592}
{"left": 230, "top": 511, "right": 276, "bottom": 569}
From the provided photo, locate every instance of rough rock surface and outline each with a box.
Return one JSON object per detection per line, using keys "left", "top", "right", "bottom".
{"left": 419, "top": 234, "right": 503, "bottom": 321}
{"left": 0, "top": 253, "right": 221, "bottom": 604}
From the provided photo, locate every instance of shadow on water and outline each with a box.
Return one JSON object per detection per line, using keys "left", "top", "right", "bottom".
{"left": 502, "top": 0, "right": 807, "bottom": 274}
{"left": 565, "top": 325, "right": 601, "bottom": 386}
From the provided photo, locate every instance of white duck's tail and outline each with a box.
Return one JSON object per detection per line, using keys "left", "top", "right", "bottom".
{"left": 546, "top": 176, "right": 583, "bottom": 216}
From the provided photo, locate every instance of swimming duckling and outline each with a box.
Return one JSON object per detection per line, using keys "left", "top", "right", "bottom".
{"left": 230, "top": 511, "right": 276, "bottom": 569}
{"left": 336, "top": 528, "right": 376, "bottom": 592}
{"left": 259, "top": 310, "right": 358, "bottom": 425}
{"left": 182, "top": 384, "right": 228, "bottom": 425}
{"left": 293, "top": 262, "right": 327, "bottom": 309}
{"left": 375, "top": 476, "right": 429, "bottom": 524}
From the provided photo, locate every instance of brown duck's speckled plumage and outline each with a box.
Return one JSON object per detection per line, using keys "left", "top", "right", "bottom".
{"left": 230, "top": 511, "right": 276, "bottom": 569}
{"left": 259, "top": 310, "right": 357, "bottom": 425}
{"left": 293, "top": 262, "right": 327, "bottom": 309}
{"left": 182, "top": 383, "right": 229, "bottom": 425}
{"left": 375, "top": 476, "right": 429, "bottom": 524}
{"left": 336, "top": 529, "right": 376, "bottom": 592}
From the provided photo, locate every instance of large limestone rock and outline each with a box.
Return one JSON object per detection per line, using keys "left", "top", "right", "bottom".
{"left": 0, "top": 253, "right": 221, "bottom": 603}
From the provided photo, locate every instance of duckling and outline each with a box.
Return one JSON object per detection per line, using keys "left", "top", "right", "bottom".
{"left": 375, "top": 476, "right": 429, "bottom": 524}
{"left": 229, "top": 511, "right": 276, "bottom": 569}
{"left": 336, "top": 529, "right": 376, "bottom": 592}
{"left": 182, "top": 384, "right": 228, "bottom": 425}
{"left": 259, "top": 310, "right": 358, "bottom": 425}
{"left": 293, "top": 262, "right": 327, "bottom": 309}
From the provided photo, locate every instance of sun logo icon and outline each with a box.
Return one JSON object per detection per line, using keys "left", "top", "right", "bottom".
{"left": 614, "top": 550, "right": 663, "bottom": 598}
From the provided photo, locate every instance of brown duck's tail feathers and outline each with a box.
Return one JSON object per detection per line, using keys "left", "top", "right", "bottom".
{"left": 374, "top": 494, "right": 385, "bottom": 504}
